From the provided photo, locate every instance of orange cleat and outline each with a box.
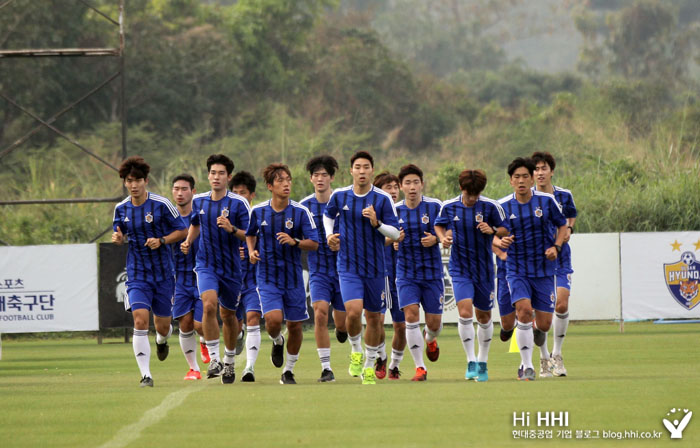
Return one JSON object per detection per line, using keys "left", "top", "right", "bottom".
{"left": 200, "top": 342, "right": 210, "bottom": 364}
{"left": 426, "top": 339, "right": 440, "bottom": 362}
{"left": 388, "top": 367, "right": 401, "bottom": 380}
{"left": 411, "top": 367, "right": 427, "bottom": 382}
{"left": 184, "top": 369, "right": 202, "bottom": 380}
{"left": 375, "top": 356, "right": 387, "bottom": 380}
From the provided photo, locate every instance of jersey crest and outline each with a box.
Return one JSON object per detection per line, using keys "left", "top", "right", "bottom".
{"left": 221, "top": 207, "right": 229, "bottom": 218}
{"left": 475, "top": 212, "right": 483, "bottom": 223}
{"left": 534, "top": 207, "right": 543, "bottom": 218}
{"left": 421, "top": 213, "right": 430, "bottom": 224}
{"left": 145, "top": 212, "right": 153, "bottom": 223}
{"left": 285, "top": 218, "right": 294, "bottom": 229}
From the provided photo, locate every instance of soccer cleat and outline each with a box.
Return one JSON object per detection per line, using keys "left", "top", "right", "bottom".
{"left": 207, "top": 360, "right": 224, "bottom": 378}
{"left": 271, "top": 335, "right": 285, "bottom": 368}
{"left": 280, "top": 370, "right": 296, "bottom": 385}
{"left": 221, "top": 363, "right": 235, "bottom": 384}
{"left": 241, "top": 367, "right": 255, "bottom": 382}
{"left": 426, "top": 339, "right": 440, "bottom": 362}
{"left": 539, "top": 358, "right": 553, "bottom": 378}
{"left": 388, "top": 367, "right": 401, "bottom": 380}
{"left": 200, "top": 342, "right": 211, "bottom": 364}
{"left": 411, "top": 367, "right": 427, "bottom": 382}
{"left": 533, "top": 328, "right": 546, "bottom": 347}
{"left": 361, "top": 367, "right": 376, "bottom": 385}
{"left": 374, "top": 356, "right": 387, "bottom": 380}
{"left": 518, "top": 366, "right": 536, "bottom": 381}
{"left": 465, "top": 361, "right": 478, "bottom": 380}
{"left": 551, "top": 354, "right": 567, "bottom": 377}
{"left": 235, "top": 328, "right": 245, "bottom": 356}
{"left": 139, "top": 376, "right": 154, "bottom": 387}
{"left": 500, "top": 328, "right": 514, "bottom": 342}
{"left": 318, "top": 368, "right": 335, "bottom": 383}
{"left": 156, "top": 341, "right": 169, "bottom": 361}
{"left": 335, "top": 329, "right": 348, "bottom": 343}
{"left": 184, "top": 369, "right": 201, "bottom": 380}
{"left": 348, "top": 352, "right": 364, "bottom": 377}
{"left": 476, "top": 362, "right": 489, "bottom": 382}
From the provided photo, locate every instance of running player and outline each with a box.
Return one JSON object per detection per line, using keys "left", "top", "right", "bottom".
{"left": 323, "top": 151, "right": 400, "bottom": 385}
{"left": 180, "top": 154, "right": 250, "bottom": 384}
{"left": 112, "top": 156, "right": 187, "bottom": 387}
{"left": 372, "top": 171, "right": 406, "bottom": 380}
{"left": 394, "top": 164, "right": 444, "bottom": 382}
{"left": 300, "top": 155, "right": 348, "bottom": 383}
{"left": 246, "top": 163, "right": 319, "bottom": 385}
{"left": 435, "top": 169, "right": 507, "bottom": 382}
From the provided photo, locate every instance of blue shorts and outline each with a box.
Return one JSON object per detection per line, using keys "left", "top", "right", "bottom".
{"left": 452, "top": 276, "right": 494, "bottom": 312}
{"left": 396, "top": 278, "right": 444, "bottom": 315}
{"left": 496, "top": 273, "right": 514, "bottom": 316}
{"left": 172, "top": 282, "right": 203, "bottom": 322}
{"left": 125, "top": 277, "right": 174, "bottom": 318}
{"left": 309, "top": 273, "right": 346, "bottom": 312}
{"left": 338, "top": 272, "right": 385, "bottom": 313}
{"left": 506, "top": 275, "right": 556, "bottom": 313}
{"left": 258, "top": 282, "right": 309, "bottom": 322}
{"left": 555, "top": 270, "right": 573, "bottom": 291}
{"left": 195, "top": 268, "right": 241, "bottom": 311}
{"left": 385, "top": 277, "right": 405, "bottom": 323}
{"left": 237, "top": 286, "right": 262, "bottom": 319}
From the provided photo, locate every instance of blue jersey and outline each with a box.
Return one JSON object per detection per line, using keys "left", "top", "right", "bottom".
{"left": 435, "top": 195, "right": 505, "bottom": 284}
{"left": 499, "top": 191, "right": 567, "bottom": 278}
{"left": 239, "top": 240, "right": 257, "bottom": 291}
{"left": 173, "top": 211, "right": 199, "bottom": 287}
{"left": 324, "top": 185, "right": 400, "bottom": 278}
{"left": 384, "top": 244, "right": 397, "bottom": 280}
{"left": 395, "top": 196, "right": 444, "bottom": 281}
{"left": 246, "top": 200, "right": 318, "bottom": 289}
{"left": 113, "top": 193, "right": 186, "bottom": 283}
{"left": 552, "top": 186, "right": 577, "bottom": 273}
{"left": 300, "top": 194, "right": 339, "bottom": 277}
{"left": 191, "top": 191, "right": 251, "bottom": 280}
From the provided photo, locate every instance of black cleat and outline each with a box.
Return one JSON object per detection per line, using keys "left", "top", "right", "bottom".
{"left": 241, "top": 367, "right": 255, "bottom": 382}
{"left": 207, "top": 360, "right": 224, "bottom": 378}
{"left": 533, "top": 328, "right": 546, "bottom": 347}
{"left": 139, "top": 376, "right": 154, "bottom": 387}
{"left": 317, "top": 368, "right": 335, "bottom": 383}
{"left": 335, "top": 329, "right": 348, "bottom": 343}
{"left": 280, "top": 370, "right": 296, "bottom": 384}
{"left": 271, "top": 335, "right": 285, "bottom": 368}
{"left": 156, "top": 341, "right": 169, "bottom": 361}
{"left": 500, "top": 328, "right": 514, "bottom": 342}
{"left": 221, "top": 363, "right": 235, "bottom": 384}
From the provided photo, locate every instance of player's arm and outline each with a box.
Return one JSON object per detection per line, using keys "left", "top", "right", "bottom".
{"left": 147, "top": 228, "right": 187, "bottom": 249}
{"left": 323, "top": 215, "right": 340, "bottom": 251}
{"left": 434, "top": 224, "right": 452, "bottom": 248}
{"left": 371, "top": 198, "right": 400, "bottom": 240}
{"left": 493, "top": 239, "right": 507, "bottom": 261}
{"left": 545, "top": 199, "right": 568, "bottom": 260}
{"left": 246, "top": 235, "right": 260, "bottom": 264}
{"left": 180, "top": 224, "right": 200, "bottom": 254}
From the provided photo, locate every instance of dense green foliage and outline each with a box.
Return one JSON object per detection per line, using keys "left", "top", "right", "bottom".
{"left": 1, "top": 0, "right": 698, "bottom": 245}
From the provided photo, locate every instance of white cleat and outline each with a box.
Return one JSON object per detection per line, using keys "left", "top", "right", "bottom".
{"left": 551, "top": 354, "right": 567, "bottom": 377}
{"left": 539, "top": 358, "right": 553, "bottom": 378}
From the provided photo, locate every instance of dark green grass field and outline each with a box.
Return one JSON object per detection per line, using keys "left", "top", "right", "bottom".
{"left": 1, "top": 322, "right": 699, "bottom": 447}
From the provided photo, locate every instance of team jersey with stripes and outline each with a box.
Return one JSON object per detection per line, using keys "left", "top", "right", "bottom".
{"left": 239, "top": 239, "right": 257, "bottom": 290}
{"left": 435, "top": 195, "right": 506, "bottom": 283}
{"left": 395, "top": 196, "right": 444, "bottom": 281}
{"left": 498, "top": 191, "right": 567, "bottom": 278}
{"left": 190, "top": 190, "right": 250, "bottom": 280}
{"left": 173, "top": 211, "right": 199, "bottom": 287}
{"left": 300, "top": 193, "right": 339, "bottom": 277}
{"left": 246, "top": 200, "right": 318, "bottom": 289}
{"left": 552, "top": 186, "right": 577, "bottom": 273}
{"left": 324, "top": 185, "right": 400, "bottom": 278}
{"left": 113, "top": 192, "right": 186, "bottom": 283}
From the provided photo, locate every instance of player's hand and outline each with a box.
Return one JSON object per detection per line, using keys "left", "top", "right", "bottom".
{"left": 393, "top": 241, "right": 399, "bottom": 251}
{"left": 499, "top": 235, "right": 514, "bottom": 249}
{"left": 250, "top": 250, "right": 261, "bottom": 264}
{"left": 145, "top": 237, "right": 161, "bottom": 250}
{"left": 239, "top": 246, "right": 245, "bottom": 260}
{"left": 327, "top": 233, "right": 340, "bottom": 251}
{"left": 497, "top": 251, "right": 508, "bottom": 262}
{"left": 421, "top": 232, "right": 438, "bottom": 247}
{"left": 276, "top": 232, "right": 295, "bottom": 246}
{"left": 216, "top": 215, "right": 234, "bottom": 233}
{"left": 477, "top": 222, "right": 494, "bottom": 235}
{"left": 545, "top": 246, "right": 558, "bottom": 261}
{"left": 180, "top": 240, "right": 190, "bottom": 255}
{"left": 362, "top": 205, "right": 378, "bottom": 227}
{"left": 440, "top": 234, "right": 453, "bottom": 249}
{"left": 112, "top": 227, "right": 124, "bottom": 245}
{"left": 563, "top": 227, "right": 572, "bottom": 244}
{"left": 397, "top": 228, "right": 406, "bottom": 243}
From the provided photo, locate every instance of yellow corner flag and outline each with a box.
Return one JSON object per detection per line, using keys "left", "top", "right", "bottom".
{"left": 508, "top": 329, "right": 519, "bottom": 353}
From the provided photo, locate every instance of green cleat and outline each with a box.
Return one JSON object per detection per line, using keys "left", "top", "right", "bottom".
{"left": 348, "top": 352, "right": 364, "bottom": 377}
{"left": 465, "top": 361, "right": 478, "bottom": 380}
{"left": 361, "top": 367, "right": 376, "bottom": 385}
{"left": 476, "top": 362, "right": 489, "bottom": 382}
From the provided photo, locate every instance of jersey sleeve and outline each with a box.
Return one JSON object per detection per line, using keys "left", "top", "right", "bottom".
{"left": 548, "top": 197, "right": 567, "bottom": 227}
{"left": 162, "top": 200, "right": 187, "bottom": 233}
{"left": 190, "top": 198, "right": 201, "bottom": 226}
{"left": 245, "top": 208, "right": 259, "bottom": 236}
{"left": 562, "top": 192, "right": 578, "bottom": 219}
{"left": 435, "top": 203, "right": 451, "bottom": 227}
{"left": 487, "top": 202, "right": 506, "bottom": 228}
{"left": 378, "top": 194, "right": 399, "bottom": 228}
{"left": 300, "top": 206, "right": 319, "bottom": 242}
{"left": 324, "top": 192, "right": 339, "bottom": 218}
{"left": 234, "top": 198, "right": 250, "bottom": 231}
{"left": 112, "top": 204, "right": 123, "bottom": 232}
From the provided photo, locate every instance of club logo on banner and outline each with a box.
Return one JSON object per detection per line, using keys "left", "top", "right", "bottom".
{"left": 663, "top": 239, "right": 700, "bottom": 311}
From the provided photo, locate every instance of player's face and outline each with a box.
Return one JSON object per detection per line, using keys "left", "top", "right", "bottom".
{"left": 462, "top": 192, "right": 479, "bottom": 207}
{"left": 124, "top": 175, "right": 147, "bottom": 199}
{"left": 400, "top": 174, "right": 422, "bottom": 201}
{"left": 310, "top": 168, "right": 333, "bottom": 194}
{"left": 381, "top": 181, "right": 400, "bottom": 202}
{"left": 232, "top": 185, "right": 255, "bottom": 204}
{"left": 208, "top": 164, "right": 232, "bottom": 192}
{"left": 171, "top": 180, "right": 194, "bottom": 207}
{"left": 534, "top": 161, "right": 553, "bottom": 188}
{"left": 268, "top": 172, "right": 292, "bottom": 199}
{"left": 351, "top": 158, "right": 373, "bottom": 187}
{"left": 510, "top": 167, "right": 534, "bottom": 195}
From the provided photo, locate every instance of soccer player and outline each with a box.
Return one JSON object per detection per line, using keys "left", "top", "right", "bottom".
{"left": 372, "top": 171, "right": 407, "bottom": 380}
{"left": 229, "top": 171, "right": 263, "bottom": 382}
{"left": 498, "top": 157, "right": 568, "bottom": 381}
{"left": 112, "top": 156, "right": 187, "bottom": 387}
{"left": 532, "top": 151, "right": 577, "bottom": 377}
{"left": 246, "top": 163, "right": 319, "bottom": 385}
{"left": 300, "top": 155, "right": 348, "bottom": 383}
{"left": 180, "top": 154, "right": 250, "bottom": 384}
{"left": 394, "top": 164, "right": 444, "bottom": 382}
{"left": 323, "top": 151, "right": 400, "bottom": 385}
{"left": 435, "top": 169, "right": 507, "bottom": 382}
{"left": 171, "top": 174, "right": 206, "bottom": 380}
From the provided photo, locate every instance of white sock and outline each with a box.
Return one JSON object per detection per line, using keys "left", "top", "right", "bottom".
{"left": 283, "top": 351, "right": 298, "bottom": 373}
{"left": 223, "top": 346, "right": 236, "bottom": 366}
{"left": 206, "top": 339, "right": 220, "bottom": 363}
{"left": 539, "top": 332, "right": 550, "bottom": 360}
{"left": 317, "top": 348, "right": 331, "bottom": 370}
{"left": 349, "top": 333, "right": 362, "bottom": 353}
{"left": 552, "top": 312, "right": 569, "bottom": 357}
{"left": 476, "top": 319, "right": 493, "bottom": 363}
{"left": 425, "top": 322, "right": 442, "bottom": 342}
{"left": 199, "top": 335, "right": 205, "bottom": 344}
{"left": 458, "top": 317, "right": 476, "bottom": 362}
{"left": 270, "top": 333, "right": 284, "bottom": 345}
{"left": 516, "top": 320, "right": 534, "bottom": 370}
{"left": 133, "top": 329, "right": 151, "bottom": 378}
{"left": 389, "top": 349, "right": 404, "bottom": 370}
{"left": 405, "top": 322, "right": 425, "bottom": 369}
{"left": 245, "top": 325, "right": 261, "bottom": 370}
{"left": 364, "top": 344, "right": 378, "bottom": 369}
{"left": 179, "top": 330, "right": 199, "bottom": 371}
{"left": 156, "top": 324, "right": 172, "bottom": 344}
{"left": 377, "top": 341, "right": 387, "bottom": 360}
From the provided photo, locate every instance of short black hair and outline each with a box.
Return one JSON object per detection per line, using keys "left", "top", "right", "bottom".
{"left": 398, "top": 164, "right": 423, "bottom": 183}
{"left": 531, "top": 151, "right": 556, "bottom": 171}
{"left": 306, "top": 155, "right": 339, "bottom": 177}
{"left": 350, "top": 150, "right": 374, "bottom": 168}
{"left": 229, "top": 170, "right": 256, "bottom": 193}
{"left": 373, "top": 171, "right": 399, "bottom": 188}
{"left": 263, "top": 163, "right": 292, "bottom": 186}
{"left": 459, "top": 169, "right": 487, "bottom": 195}
{"left": 172, "top": 173, "right": 195, "bottom": 189}
{"left": 206, "top": 154, "right": 234, "bottom": 175}
{"left": 507, "top": 157, "right": 535, "bottom": 177}
{"left": 119, "top": 156, "right": 150, "bottom": 180}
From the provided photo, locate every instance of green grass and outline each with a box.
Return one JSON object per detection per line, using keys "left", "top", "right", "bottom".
{"left": 1, "top": 322, "right": 699, "bottom": 447}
